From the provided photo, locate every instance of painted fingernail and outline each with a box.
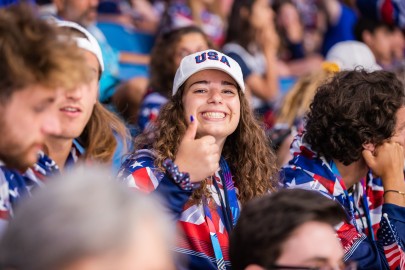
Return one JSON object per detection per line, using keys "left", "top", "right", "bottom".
{"left": 190, "top": 115, "right": 194, "bottom": 122}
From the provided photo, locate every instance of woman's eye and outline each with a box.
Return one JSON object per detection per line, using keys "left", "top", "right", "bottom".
{"left": 223, "top": 89, "right": 236, "bottom": 94}
{"left": 33, "top": 105, "right": 46, "bottom": 113}
{"left": 193, "top": 89, "right": 206, "bottom": 93}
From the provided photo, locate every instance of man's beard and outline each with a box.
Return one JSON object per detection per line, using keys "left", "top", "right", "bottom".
{"left": 0, "top": 117, "right": 39, "bottom": 171}
{"left": 0, "top": 146, "right": 39, "bottom": 171}
{"left": 77, "top": 7, "right": 98, "bottom": 27}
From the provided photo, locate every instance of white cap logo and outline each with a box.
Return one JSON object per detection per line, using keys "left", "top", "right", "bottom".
{"left": 172, "top": 49, "right": 245, "bottom": 96}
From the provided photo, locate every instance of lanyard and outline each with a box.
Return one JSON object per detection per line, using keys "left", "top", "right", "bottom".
{"left": 203, "top": 157, "right": 240, "bottom": 270}
{"left": 330, "top": 161, "right": 375, "bottom": 240}
{"left": 212, "top": 176, "right": 233, "bottom": 232}
{"left": 219, "top": 157, "right": 240, "bottom": 227}
{"left": 359, "top": 178, "right": 376, "bottom": 241}
{"left": 330, "top": 161, "right": 358, "bottom": 228}
{"left": 204, "top": 203, "right": 226, "bottom": 270}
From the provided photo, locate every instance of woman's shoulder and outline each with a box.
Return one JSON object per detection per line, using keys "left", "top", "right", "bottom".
{"left": 223, "top": 43, "right": 249, "bottom": 57}
{"left": 120, "top": 149, "right": 157, "bottom": 172}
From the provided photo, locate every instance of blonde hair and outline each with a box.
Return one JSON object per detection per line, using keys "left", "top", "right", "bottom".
{"left": 79, "top": 103, "right": 129, "bottom": 164}
{"left": 0, "top": 4, "right": 91, "bottom": 103}
{"left": 277, "top": 67, "right": 336, "bottom": 126}
{"left": 57, "top": 21, "right": 129, "bottom": 164}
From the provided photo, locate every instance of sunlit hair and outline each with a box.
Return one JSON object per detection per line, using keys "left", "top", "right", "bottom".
{"left": 57, "top": 25, "right": 129, "bottom": 163}
{"left": 149, "top": 25, "right": 212, "bottom": 97}
{"left": 135, "top": 86, "right": 278, "bottom": 203}
{"left": 0, "top": 4, "right": 90, "bottom": 104}
{"left": 277, "top": 67, "right": 336, "bottom": 126}
{"left": 79, "top": 102, "right": 128, "bottom": 163}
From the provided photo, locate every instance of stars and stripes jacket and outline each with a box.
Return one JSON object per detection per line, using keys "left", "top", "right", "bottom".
{"left": 0, "top": 140, "right": 83, "bottom": 235}
{"left": 281, "top": 134, "right": 405, "bottom": 270}
{"left": 118, "top": 149, "right": 240, "bottom": 270}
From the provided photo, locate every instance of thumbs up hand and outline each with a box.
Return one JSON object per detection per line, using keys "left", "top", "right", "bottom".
{"left": 174, "top": 115, "right": 220, "bottom": 183}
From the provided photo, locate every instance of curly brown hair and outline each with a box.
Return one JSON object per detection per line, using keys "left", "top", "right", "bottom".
{"left": 305, "top": 69, "right": 405, "bottom": 165}
{"left": 149, "top": 26, "right": 212, "bottom": 97}
{"left": 135, "top": 86, "right": 278, "bottom": 204}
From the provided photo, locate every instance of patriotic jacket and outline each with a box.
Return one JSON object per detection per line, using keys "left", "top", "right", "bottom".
{"left": 0, "top": 140, "right": 84, "bottom": 233}
{"left": 118, "top": 149, "right": 241, "bottom": 270}
{"left": 138, "top": 92, "right": 168, "bottom": 132}
{"left": 281, "top": 135, "right": 405, "bottom": 270}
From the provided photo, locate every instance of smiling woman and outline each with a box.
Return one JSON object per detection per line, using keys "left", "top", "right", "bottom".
{"left": 118, "top": 49, "right": 278, "bottom": 270}
{"left": 181, "top": 69, "right": 241, "bottom": 143}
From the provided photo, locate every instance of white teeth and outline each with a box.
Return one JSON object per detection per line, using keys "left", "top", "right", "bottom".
{"left": 202, "top": 112, "right": 225, "bottom": 119}
{"left": 62, "top": 107, "right": 79, "bottom": 112}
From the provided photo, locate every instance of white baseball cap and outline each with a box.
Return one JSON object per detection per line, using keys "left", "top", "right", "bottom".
{"left": 53, "top": 20, "right": 104, "bottom": 73}
{"left": 326, "top": 41, "right": 381, "bottom": 72}
{"left": 172, "top": 49, "right": 245, "bottom": 96}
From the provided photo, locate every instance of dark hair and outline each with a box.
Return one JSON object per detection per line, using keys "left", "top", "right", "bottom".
{"left": 225, "top": 0, "right": 256, "bottom": 50}
{"left": 230, "top": 189, "right": 346, "bottom": 270}
{"left": 305, "top": 69, "right": 405, "bottom": 165}
{"left": 354, "top": 17, "right": 393, "bottom": 42}
{"left": 149, "top": 26, "right": 212, "bottom": 97}
{"left": 272, "top": 0, "right": 294, "bottom": 13}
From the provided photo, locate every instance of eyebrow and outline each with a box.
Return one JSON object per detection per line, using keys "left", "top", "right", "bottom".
{"left": 301, "top": 257, "right": 331, "bottom": 264}
{"left": 37, "top": 96, "right": 55, "bottom": 107}
{"left": 188, "top": 80, "right": 238, "bottom": 88}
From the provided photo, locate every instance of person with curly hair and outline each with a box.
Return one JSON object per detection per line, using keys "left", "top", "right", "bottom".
{"left": 118, "top": 49, "right": 278, "bottom": 270}
{"left": 282, "top": 69, "right": 405, "bottom": 269}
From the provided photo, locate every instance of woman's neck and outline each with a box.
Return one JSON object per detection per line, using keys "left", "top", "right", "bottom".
{"left": 216, "top": 137, "right": 226, "bottom": 154}
{"left": 45, "top": 137, "right": 74, "bottom": 172}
